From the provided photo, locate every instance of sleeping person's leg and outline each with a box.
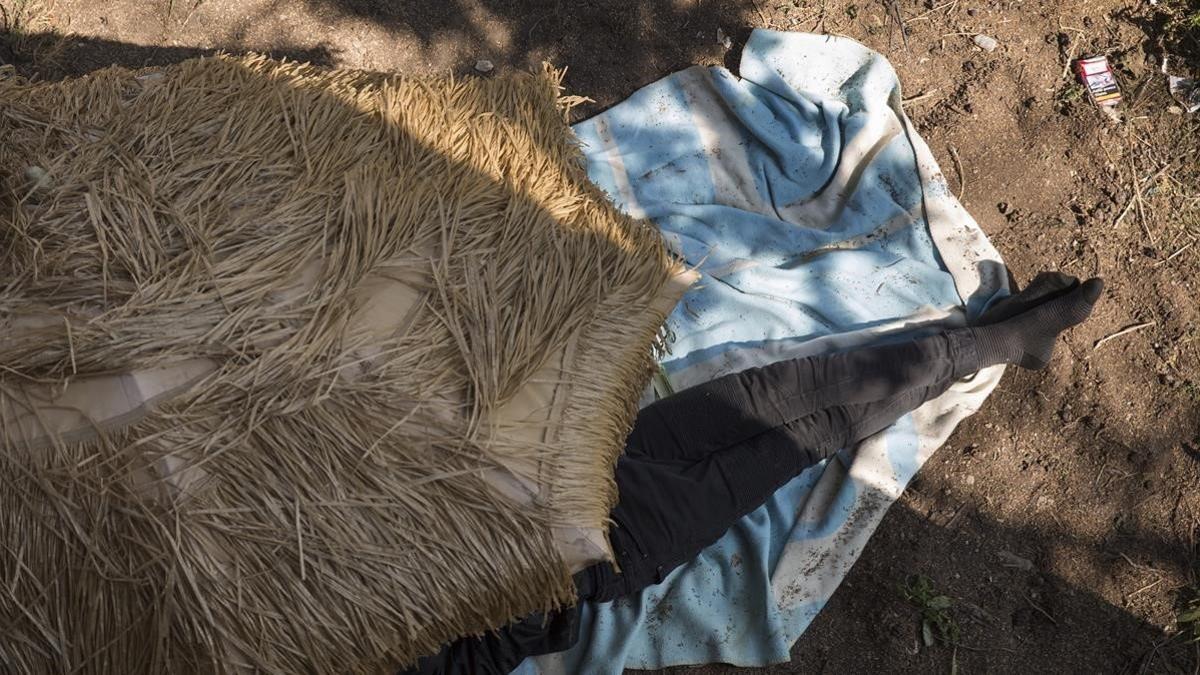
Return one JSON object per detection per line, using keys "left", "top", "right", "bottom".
{"left": 622, "top": 330, "right": 969, "bottom": 461}
{"left": 585, "top": 373, "right": 960, "bottom": 603}
{"left": 626, "top": 273, "right": 1101, "bottom": 464}
{"left": 586, "top": 275, "right": 1104, "bottom": 602}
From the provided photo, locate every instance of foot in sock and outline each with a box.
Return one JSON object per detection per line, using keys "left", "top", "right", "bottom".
{"left": 971, "top": 274, "right": 1104, "bottom": 370}
{"left": 976, "top": 271, "right": 1081, "bottom": 325}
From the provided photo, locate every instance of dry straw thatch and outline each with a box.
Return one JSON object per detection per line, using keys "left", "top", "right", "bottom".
{"left": 0, "top": 56, "right": 690, "bottom": 673}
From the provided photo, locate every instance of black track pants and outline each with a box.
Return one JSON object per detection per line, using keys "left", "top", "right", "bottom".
{"left": 405, "top": 328, "right": 981, "bottom": 674}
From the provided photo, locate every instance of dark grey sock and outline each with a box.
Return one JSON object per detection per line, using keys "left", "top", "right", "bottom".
{"left": 976, "top": 272, "right": 1081, "bottom": 325}
{"left": 971, "top": 275, "right": 1104, "bottom": 369}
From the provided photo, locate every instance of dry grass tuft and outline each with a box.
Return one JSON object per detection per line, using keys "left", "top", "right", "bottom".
{"left": 0, "top": 56, "right": 687, "bottom": 673}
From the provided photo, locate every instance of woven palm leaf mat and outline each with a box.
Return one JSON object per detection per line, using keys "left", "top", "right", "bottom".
{"left": 0, "top": 56, "right": 692, "bottom": 673}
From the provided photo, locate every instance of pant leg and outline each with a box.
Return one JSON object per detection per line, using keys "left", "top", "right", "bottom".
{"left": 624, "top": 329, "right": 979, "bottom": 462}
{"left": 778, "top": 377, "right": 957, "bottom": 461}
{"left": 401, "top": 607, "right": 579, "bottom": 675}
{"left": 586, "top": 332, "right": 976, "bottom": 602}
{"left": 406, "top": 332, "right": 984, "bottom": 672}
{"left": 586, "top": 429, "right": 812, "bottom": 602}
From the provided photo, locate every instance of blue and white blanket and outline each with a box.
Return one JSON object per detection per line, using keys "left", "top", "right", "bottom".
{"left": 517, "top": 30, "right": 1007, "bottom": 673}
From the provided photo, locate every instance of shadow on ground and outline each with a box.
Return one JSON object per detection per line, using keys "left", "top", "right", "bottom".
{"left": 0, "top": 31, "right": 335, "bottom": 78}
{"left": 297, "top": 0, "right": 759, "bottom": 111}
{"left": 3, "top": 0, "right": 762, "bottom": 116}
{"left": 636, "top": 491, "right": 1199, "bottom": 674}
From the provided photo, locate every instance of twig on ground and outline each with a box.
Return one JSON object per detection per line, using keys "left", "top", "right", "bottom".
{"left": 1113, "top": 196, "right": 1136, "bottom": 229}
{"left": 1114, "top": 162, "right": 1173, "bottom": 230}
{"left": 1093, "top": 321, "right": 1157, "bottom": 351}
{"left": 1024, "top": 594, "right": 1058, "bottom": 625}
{"left": 811, "top": 0, "right": 828, "bottom": 33}
{"left": 1131, "top": 158, "right": 1157, "bottom": 246}
{"left": 182, "top": 0, "right": 205, "bottom": 29}
{"left": 1128, "top": 577, "right": 1164, "bottom": 599}
{"left": 1093, "top": 457, "right": 1109, "bottom": 488}
{"left": 1055, "top": 18, "right": 1089, "bottom": 84}
{"left": 1154, "top": 242, "right": 1193, "bottom": 267}
{"left": 944, "top": 504, "right": 966, "bottom": 529}
{"left": 1117, "top": 551, "right": 1166, "bottom": 576}
{"left": 1128, "top": 74, "right": 1156, "bottom": 109}
{"left": 903, "top": 89, "right": 939, "bottom": 105}
{"left": 1096, "top": 464, "right": 1136, "bottom": 491}
{"left": 1060, "top": 37, "right": 1078, "bottom": 82}
{"left": 1134, "top": 183, "right": 1154, "bottom": 246}
{"left": 527, "top": 15, "right": 546, "bottom": 39}
{"left": 904, "top": 1, "right": 955, "bottom": 24}
{"left": 886, "top": 0, "right": 909, "bottom": 49}
{"left": 751, "top": 0, "right": 769, "bottom": 27}
{"left": 949, "top": 145, "right": 966, "bottom": 201}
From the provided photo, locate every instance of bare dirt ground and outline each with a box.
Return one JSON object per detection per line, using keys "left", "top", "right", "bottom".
{"left": 4, "top": 0, "right": 1200, "bottom": 672}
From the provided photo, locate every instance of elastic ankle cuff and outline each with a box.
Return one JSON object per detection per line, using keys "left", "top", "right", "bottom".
{"left": 947, "top": 328, "right": 983, "bottom": 378}
{"left": 965, "top": 326, "right": 1014, "bottom": 371}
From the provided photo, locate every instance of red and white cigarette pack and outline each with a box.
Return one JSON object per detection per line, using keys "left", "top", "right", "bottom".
{"left": 1075, "top": 55, "right": 1121, "bottom": 107}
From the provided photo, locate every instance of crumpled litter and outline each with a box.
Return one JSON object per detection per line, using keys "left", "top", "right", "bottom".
{"left": 1162, "top": 55, "right": 1200, "bottom": 114}
{"left": 1168, "top": 75, "right": 1200, "bottom": 114}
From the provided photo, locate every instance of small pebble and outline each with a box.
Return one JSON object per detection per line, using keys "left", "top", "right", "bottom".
{"left": 974, "top": 34, "right": 999, "bottom": 52}
{"left": 717, "top": 27, "right": 733, "bottom": 50}
{"left": 474, "top": 59, "right": 494, "bottom": 73}
{"left": 23, "top": 166, "right": 51, "bottom": 192}
{"left": 966, "top": 475, "right": 976, "bottom": 486}
{"left": 23, "top": 166, "right": 48, "bottom": 183}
